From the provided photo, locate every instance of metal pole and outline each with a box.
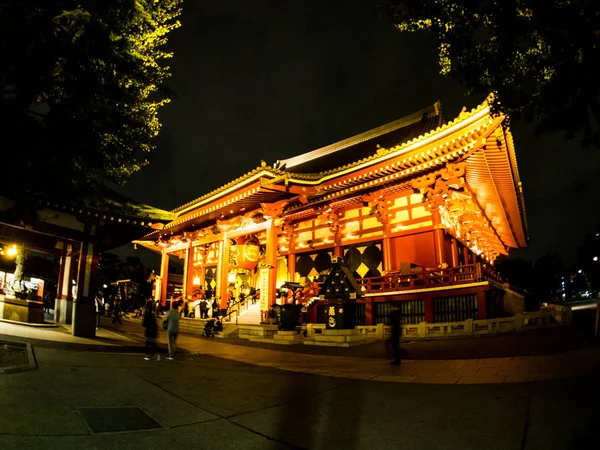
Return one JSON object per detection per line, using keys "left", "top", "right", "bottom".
{"left": 595, "top": 299, "right": 600, "bottom": 340}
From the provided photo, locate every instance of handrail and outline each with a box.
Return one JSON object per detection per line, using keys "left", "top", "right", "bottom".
{"left": 222, "top": 294, "right": 259, "bottom": 324}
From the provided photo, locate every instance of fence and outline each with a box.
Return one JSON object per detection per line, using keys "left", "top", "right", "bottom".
{"left": 302, "top": 305, "right": 572, "bottom": 341}
{"left": 356, "top": 263, "right": 482, "bottom": 293}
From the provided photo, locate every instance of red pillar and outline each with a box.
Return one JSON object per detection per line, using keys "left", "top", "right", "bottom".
{"left": 183, "top": 245, "right": 194, "bottom": 300}
{"left": 463, "top": 246, "right": 470, "bottom": 266}
{"left": 424, "top": 296, "right": 434, "bottom": 323}
{"left": 333, "top": 230, "right": 342, "bottom": 258}
{"left": 266, "top": 219, "right": 278, "bottom": 306}
{"left": 365, "top": 298, "right": 374, "bottom": 325}
{"left": 218, "top": 237, "right": 230, "bottom": 309}
{"left": 477, "top": 290, "right": 487, "bottom": 320}
{"left": 159, "top": 250, "right": 169, "bottom": 307}
{"left": 432, "top": 211, "right": 445, "bottom": 267}
{"left": 382, "top": 222, "right": 393, "bottom": 273}
{"left": 287, "top": 252, "right": 295, "bottom": 282}
{"left": 450, "top": 239, "right": 459, "bottom": 267}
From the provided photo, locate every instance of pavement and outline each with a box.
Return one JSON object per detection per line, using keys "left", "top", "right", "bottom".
{"left": 0, "top": 312, "right": 599, "bottom": 449}
{"left": 1, "top": 310, "right": 599, "bottom": 385}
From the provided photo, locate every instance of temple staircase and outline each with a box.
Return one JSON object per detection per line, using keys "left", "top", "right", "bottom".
{"left": 237, "top": 301, "right": 262, "bottom": 324}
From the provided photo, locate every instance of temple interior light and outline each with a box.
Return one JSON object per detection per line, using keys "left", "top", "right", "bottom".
{"left": 227, "top": 272, "right": 236, "bottom": 283}
{"left": 193, "top": 277, "right": 201, "bottom": 285}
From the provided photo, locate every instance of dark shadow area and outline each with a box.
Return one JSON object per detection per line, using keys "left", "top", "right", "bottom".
{"left": 190, "top": 324, "right": 591, "bottom": 360}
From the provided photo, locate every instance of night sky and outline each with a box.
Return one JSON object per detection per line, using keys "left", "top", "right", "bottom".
{"left": 117, "top": 0, "right": 600, "bottom": 270}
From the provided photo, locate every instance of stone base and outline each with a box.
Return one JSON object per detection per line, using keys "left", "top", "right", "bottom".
{"left": 249, "top": 329, "right": 306, "bottom": 345}
{"left": 72, "top": 302, "right": 96, "bottom": 338}
{"left": 238, "top": 324, "right": 278, "bottom": 340}
{"left": 0, "top": 296, "right": 44, "bottom": 324}
{"left": 305, "top": 328, "right": 370, "bottom": 348}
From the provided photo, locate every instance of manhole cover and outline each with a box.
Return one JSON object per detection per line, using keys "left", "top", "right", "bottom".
{"left": 77, "top": 407, "right": 162, "bottom": 433}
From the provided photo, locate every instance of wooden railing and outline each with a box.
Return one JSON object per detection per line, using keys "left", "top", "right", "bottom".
{"left": 354, "top": 263, "right": 483, "bottom": 294}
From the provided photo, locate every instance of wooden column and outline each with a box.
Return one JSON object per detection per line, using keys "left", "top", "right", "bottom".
{"left": 333, "top": 229, "right": 342, "bottom": 257}
{"left": 159, "top": 250, "right": 169, "bottom": 307}
{"left": 450, "top": 239, "right": 459, "bottom": 267}
{"left": 382, "top": 222, "right": 393, "bottom": 273}
{"left": 287, "top": 253, "right": 295, "bottom": 282}
{"left": 432, "top": 211, "right": 445, "bottom": 267}
{"left": 72, "top": 224, "right": 100, "bottom": 337}
{"left": 199, "top": 254, "right": 206, "bottom": 290}
{"left": 476, "top": 290, "right": 487, "bottom": 320}
{"left": 182, "top": 245, "right": 193, "bottom": 299}
{"left": 266, "top": 219, "right": 278, "bottom": 306}
{"left": 218, "top": 236, "right": 230, "bottom": 309}
{"left": 287, "top": 228, "right": 296, "bottom": 282}
{"left": 424, "top": 295, "right": 434, "bottom": 323}
{"left": 463, "top": 246, "right": 470, "bottom": 266}
{"left": 365, "top": 298, "right": 374, "bottom": 326}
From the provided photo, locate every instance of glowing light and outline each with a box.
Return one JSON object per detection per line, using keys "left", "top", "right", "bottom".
{"left": 227, "top": 273, "right": 236, "bottom": 283}
{"left": 594, "top": 256, "right": 598, "bottom": 262}
{"left": 193, "top": 277, "right": 201, "bottom": 285}
{"left": 6, "top": 245, "right": 18, "bottom": 257}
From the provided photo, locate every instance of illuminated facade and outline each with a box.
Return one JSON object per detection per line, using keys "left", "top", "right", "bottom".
{"left": 135, "top": 96, "right": 528, "bottom": 325}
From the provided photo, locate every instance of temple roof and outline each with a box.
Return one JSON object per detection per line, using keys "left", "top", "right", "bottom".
{"left": 275, "top": 102, "right": 443, "bottom": 174}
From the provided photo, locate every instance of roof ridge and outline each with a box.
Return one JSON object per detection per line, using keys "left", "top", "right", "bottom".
{"left": 170, "top": 166, "right": 284, "bottom": 214}
{"left": 276, "top": 102, "right": 443, "bottom": 170}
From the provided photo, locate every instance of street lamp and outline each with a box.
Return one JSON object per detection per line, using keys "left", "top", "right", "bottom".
{"left": 594, "top": 256, "right": 598, "bottom": 262}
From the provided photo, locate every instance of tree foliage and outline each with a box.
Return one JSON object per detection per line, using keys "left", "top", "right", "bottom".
{"left": 0, "top": 0, "right": 182, "bottom": 195}
{"left": 382, "top": 0, "right": 600, "bottom": 146}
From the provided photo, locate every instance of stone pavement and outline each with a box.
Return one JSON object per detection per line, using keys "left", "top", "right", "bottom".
{"left": 2, "top": 316, "right": 600, "bottom": 384}
{"left": 165, "top": 328, "right": 600, "bottom": 385}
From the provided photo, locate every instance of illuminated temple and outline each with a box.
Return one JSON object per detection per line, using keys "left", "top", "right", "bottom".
{"left": 134, "top": 96, "right": 528, "bottom": 326}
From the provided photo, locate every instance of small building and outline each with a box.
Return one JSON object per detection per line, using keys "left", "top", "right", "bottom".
{"left": 135, "top": 96, "right": 528, "bottom": 325}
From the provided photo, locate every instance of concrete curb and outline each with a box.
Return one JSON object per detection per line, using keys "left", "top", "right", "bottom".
{"left": 0, "top": 318, "right": 59, "bottom": 328}
{"left": 0, "top": 340, "right": 37, "bottom": 374}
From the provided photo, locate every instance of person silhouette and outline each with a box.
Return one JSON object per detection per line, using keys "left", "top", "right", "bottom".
{"left": 390, "top": 309, "right": 401, "bottom": 365}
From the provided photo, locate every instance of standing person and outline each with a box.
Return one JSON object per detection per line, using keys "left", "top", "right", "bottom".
{"left": 200, "top": 298, "right": 209, "bottom": 319}
{"left": 211, "top": 298, "right": 220, "bottom": 318}
{"left": 43, "top": 291, "right": 50, "bottom": 313}
{"left": 112, "top": 297, "right": 122, "bottom": 324}
{"left": 390, "top": 309, "right": 402, "bottom": 365}
{"left": 163, "top": 302, "right": 179, "bottom": 360}
{"left": 142, "top": 300, "right": 160, "bottom": 361}
{"left": 95, "top": 294, "right": 104, "bottom": 330}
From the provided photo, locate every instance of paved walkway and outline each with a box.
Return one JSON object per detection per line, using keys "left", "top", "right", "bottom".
{"left": 2, "top": 317, "right": 599, "bottom": 384}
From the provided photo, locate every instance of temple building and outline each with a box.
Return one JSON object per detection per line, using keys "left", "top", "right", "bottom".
{"left": 135, "top": 96, "right": 528, "bottom": 326}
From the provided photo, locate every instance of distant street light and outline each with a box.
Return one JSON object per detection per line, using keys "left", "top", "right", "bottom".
{"left": 578, "top": 269, "right": 583, "bottom": 274}
{"left": 594, "top": 256, "right": 599, "bottom": 262}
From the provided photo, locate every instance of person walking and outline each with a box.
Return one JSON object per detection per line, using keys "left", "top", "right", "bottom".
{"left": 112, "top": 298, "right": 123, "bottom": 324}
{"left": 163, "top": 302, "right": 179, "bottom": 360}
{"left": 95, "top": 294, "right": 104, "bottom": 330}
{"left": 142, "top": 300, "right": 160, "bottom": 361}
{"left": 390, "top": 309, "right": 402, "bottom": 365}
